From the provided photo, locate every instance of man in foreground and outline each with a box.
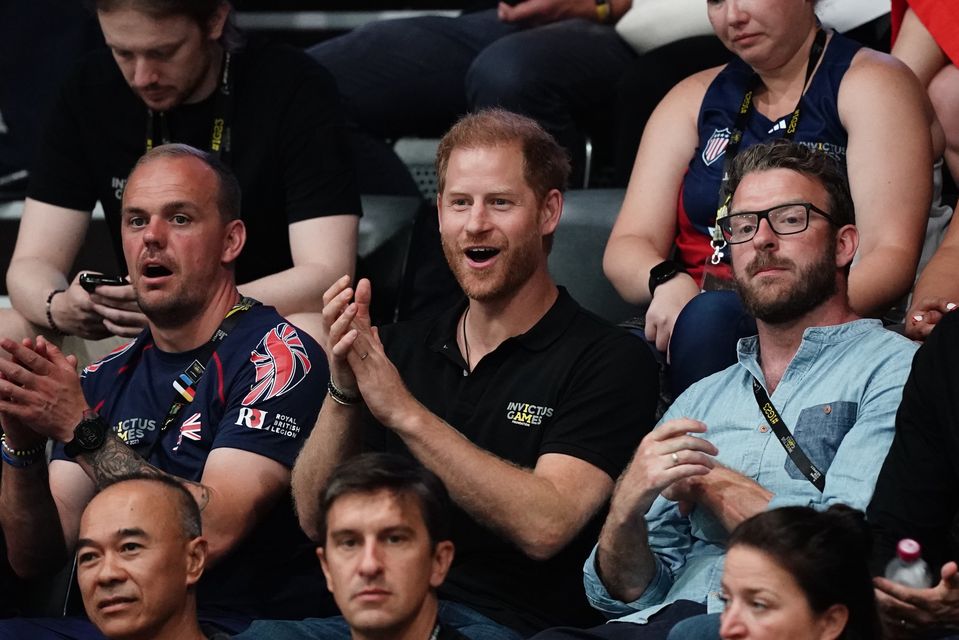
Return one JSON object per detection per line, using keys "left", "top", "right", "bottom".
{"left": 544, "top": 140, "right": 918, "bottom": 639}
{"left": 314, "top": 453, "right": 464, "bottom": 640}
{"left": 0, "top": 144, "right": 328, "bottom": 637}
{"left": 76, "top": 476, "right": 228, "bottom": 640}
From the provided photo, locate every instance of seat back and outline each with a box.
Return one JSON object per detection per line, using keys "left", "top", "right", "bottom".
{"left": 549, "top": 189, "right": 641, "bottom": 323}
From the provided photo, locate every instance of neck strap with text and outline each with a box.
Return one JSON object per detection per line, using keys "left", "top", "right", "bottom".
{"left": 145, "top": 49, "right": 234, "bottom": 162}
{"left": 751, "top": 376, "right": 825, "bottom": 492}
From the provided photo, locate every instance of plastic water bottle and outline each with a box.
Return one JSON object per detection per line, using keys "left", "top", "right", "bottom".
{"left": 884, "top": 539, "right": 935, "bottom": 588}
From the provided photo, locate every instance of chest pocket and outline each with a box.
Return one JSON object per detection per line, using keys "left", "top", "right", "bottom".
{"left": 784, "top": 401, "right": 858, "bottom": 481}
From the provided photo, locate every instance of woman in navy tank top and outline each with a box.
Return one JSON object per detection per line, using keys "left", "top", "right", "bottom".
{"left": 604, "top": 0, "right": 936, "bottom": 396}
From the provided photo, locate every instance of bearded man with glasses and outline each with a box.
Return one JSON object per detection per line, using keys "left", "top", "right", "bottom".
{"left": 532, "top": 139, "right": 920, "bottom": 640}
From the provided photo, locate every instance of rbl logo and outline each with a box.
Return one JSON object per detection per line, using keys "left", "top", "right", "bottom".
{"left": 236, "top": 407, "right": 267, "bottom": 429}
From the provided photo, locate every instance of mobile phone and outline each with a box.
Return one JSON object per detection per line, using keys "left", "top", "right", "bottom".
{"left": 79, "top": 273, "right": 127, "bottom": 292}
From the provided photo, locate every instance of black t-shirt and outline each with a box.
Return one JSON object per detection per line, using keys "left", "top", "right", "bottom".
{"left": 27, "top": 39, "right": 361, "bottom": 284}
{"left": 366, "top": 288, "right": 659, "bottom": 635}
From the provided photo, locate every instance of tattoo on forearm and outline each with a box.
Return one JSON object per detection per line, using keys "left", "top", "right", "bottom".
{"left": 84, "top": 436, "right": 161, "bottom": 488}
{"left": 82, "top": 435, "right": 211, "bottom": 511}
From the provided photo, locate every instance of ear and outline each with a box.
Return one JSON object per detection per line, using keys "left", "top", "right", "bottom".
{"left": 221, "top": 219, "right": 246, "bottom": 265}
{"left": 429, "top": 540, "right": 455, "bottom": 589}
{"left": 817, "top": 603, "right": 849, "bottom": 640}
{"left": 184, "top": 537, "right": 208, "bottom": 587}
{"left": 436, "top": 193, "right": 445, "bottom": 229}
{"left": 834, "top": 224, "right": 858, "bottom": 269}
{"left": 206, "top": 2, "right": 230, "bottom": 41}
{"left": 317, "top": 547, "right": 335, "bottom": 594}
{"left": 539, "top": 189, "right": 563, "bottom": 236}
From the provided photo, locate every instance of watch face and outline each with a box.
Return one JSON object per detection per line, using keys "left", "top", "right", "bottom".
{"left": 76, "top": 419, "right": 106, "bottom": 450}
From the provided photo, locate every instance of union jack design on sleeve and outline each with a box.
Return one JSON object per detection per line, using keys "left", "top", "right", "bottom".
{"left": 81, "top": 339, "right": 138, "bottom": 378}
{"left": 242, "top": 323, "right": 312, "bottom": 406}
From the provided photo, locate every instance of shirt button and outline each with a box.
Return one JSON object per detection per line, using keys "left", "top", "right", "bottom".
{"left": 759, "top": 425, "right": 769, "bottom": 433}
{"left": 823, "top": 405, "right": 832, "bottom": 415}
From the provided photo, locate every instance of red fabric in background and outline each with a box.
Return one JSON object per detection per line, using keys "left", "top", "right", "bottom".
{"left": 892, "top": 0, "right": 959, "bottom": 65}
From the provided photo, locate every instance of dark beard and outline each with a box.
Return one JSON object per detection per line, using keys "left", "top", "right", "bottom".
{"left": 735, "top": 240, "right": 838, "bottom": 324}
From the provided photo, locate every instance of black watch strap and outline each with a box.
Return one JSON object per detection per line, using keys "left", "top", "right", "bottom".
{"left": 64, "top": 412, "right": 109, "bottom": 459}
{"left": 648, "top": 260, "right": 685, "bottom": 296}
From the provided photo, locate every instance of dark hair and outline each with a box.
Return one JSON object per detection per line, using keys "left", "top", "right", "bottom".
{"left": 436, "top": 108, "right": 570, "bottom": 201}
{"left": 318, "top": 453, "right": 452, "bottom": 547}
{"left": 130, "top": 143, "right": 241, "bottom": 221}
{"left": 722, "top": 139, "right": 855, "bottom": 226}
{"left": 97, "top": 474, "right": 201, "bottom": 539}
{"left": 728, "top": 505, "right": 881, "bottom": 640}
{"left": 92, "top": 0, "right": 244, "bottom": 50}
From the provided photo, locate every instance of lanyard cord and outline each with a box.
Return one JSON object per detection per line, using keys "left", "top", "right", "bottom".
{"left": 145, "top": 49, "right": 234, "bottom": 162}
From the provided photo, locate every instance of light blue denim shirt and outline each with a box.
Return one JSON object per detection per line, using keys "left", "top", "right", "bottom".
{"left": 583, "top": 319, "right": 918, "bottom": 624}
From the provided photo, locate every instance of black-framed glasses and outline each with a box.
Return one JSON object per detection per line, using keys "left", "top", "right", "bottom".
{"left": 718, "top": 202, "right": 836, "bottom": 244}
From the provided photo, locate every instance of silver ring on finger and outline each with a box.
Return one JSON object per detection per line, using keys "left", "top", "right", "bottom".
{"left": 671, "top": 452, "right": 679, "bottom": 465}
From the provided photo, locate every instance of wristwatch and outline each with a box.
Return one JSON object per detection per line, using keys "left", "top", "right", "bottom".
{"left": 648, "top": 260, "right": 685, "bottom": 296}
{"left": 64, "top": 410, "right": 109, "bottom": 459}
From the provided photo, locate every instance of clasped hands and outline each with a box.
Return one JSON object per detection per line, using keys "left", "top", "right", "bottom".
{"left": 0, "top": 336, "right": 88, "bottom": 448}
{"left": 320, "top": 276, "right": 416, "bottom": 426}
{"left": 614, "top": 418, "right": 719, "bottom": 518}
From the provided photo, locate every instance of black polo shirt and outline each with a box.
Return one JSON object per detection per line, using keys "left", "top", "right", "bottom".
{"left": 366, "top": 287, "right": 658, "bottom": 635}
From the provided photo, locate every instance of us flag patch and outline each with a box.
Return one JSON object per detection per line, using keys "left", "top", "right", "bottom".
{"left": 702, "top": 128, "right": 732, "bottom": 166}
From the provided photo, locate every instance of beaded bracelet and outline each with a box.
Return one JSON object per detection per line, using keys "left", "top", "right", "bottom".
{"left": 45, "top": 289, "right": 67, "bottom": 336}
{"left": 328, "top": 378, "right": 361, "bottom": 406}
{"left": 0, "top": 434, "right": 44, "bottom": 468}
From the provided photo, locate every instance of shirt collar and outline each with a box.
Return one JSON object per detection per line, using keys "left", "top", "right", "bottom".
{"left": 426, "top": 286, "right": 579, "bottom": 356}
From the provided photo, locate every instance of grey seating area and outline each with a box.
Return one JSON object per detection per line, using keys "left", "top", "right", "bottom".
{"left": 550, "top": 189, "right": 641, "bottom": 324}
{"left": 357, "top": 194, "right": 423, "bottom": 324}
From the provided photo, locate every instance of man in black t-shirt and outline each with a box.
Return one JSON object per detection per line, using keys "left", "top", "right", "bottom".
{"left": 242, "top": 110, "right": 658, "bottom": 640}
{"left": 1, "top": 0, "right": 359, "bottom": 352}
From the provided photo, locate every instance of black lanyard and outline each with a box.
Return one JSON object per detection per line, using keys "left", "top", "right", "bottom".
{"left": 715, "top": 28, "right": 828, "bottom": 221}
{"left": 145, "top": 50, "right": 234, "bottom": 162}
{"left": 751, "top": 377, "right": 826, "bottom": 492}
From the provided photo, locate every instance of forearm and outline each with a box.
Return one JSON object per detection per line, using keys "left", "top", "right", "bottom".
{"left": 239, "top": 262, "right": 353, "bottom": 318}
{"left": 393, "top": 405, "right": 597, "bottom": 561}
{"left": 912, "top": 245, "right": 959, "bottom": 307}
{"left": 291, "top": 399, "right": 363, "bottom": 540}
{"left": 848, "top": 246, "right": 921, "bottom": 317}
{"left": 692, "top": 468, "right": 772, "bottom": 533}
{"left": 603, "top": 235, "right": 671, "bottom": 305}
{"left": 0, "top": 461, "right": 69, "bottom": 577}
{"left": 7, "top": 257, "right": 69, "bottom": 328}
{"left": 595, "top": 505, "right": 659, "bottom": 603}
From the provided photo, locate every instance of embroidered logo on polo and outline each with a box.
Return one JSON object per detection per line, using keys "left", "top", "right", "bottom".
{"left": 702, "top": 128, "right": 731, "bottom": 166}
{"left": 505, "top": 401, "right": 554, "bottom": 427}
{"left": 81, "top": 340, "right": 137, "bottom": 378}
{"left": 173, "top": 412, "right": 203, "bottom": 451}
{"left": 242, "top": 323, "right": 312, "bottom": 406}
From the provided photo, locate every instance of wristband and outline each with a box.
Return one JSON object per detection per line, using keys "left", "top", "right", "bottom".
{"left": 595, "top": 0, "right": 611, "bottom": 23}
{"left": 45, "top": 289, "right": 67, "bottom": 336}
{"left": 328, "top": 377, "right": 361, "bottom": 406}
{"left": 0, "top": 434, "right": 45, "bottom": 468}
